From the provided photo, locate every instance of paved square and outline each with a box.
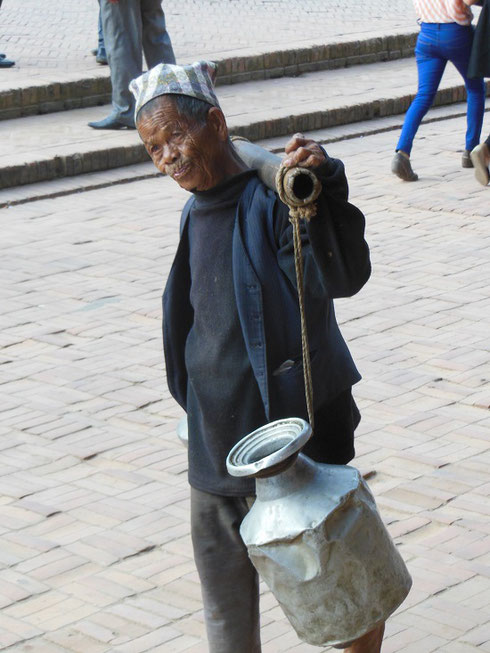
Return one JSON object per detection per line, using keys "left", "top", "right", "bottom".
{"left": 1, "top": 110, "right": 489, "bottom": 651}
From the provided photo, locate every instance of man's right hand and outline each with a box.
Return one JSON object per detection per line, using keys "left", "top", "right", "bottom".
{"left": 283, "top": 133, "right": 326, "bottom": 170}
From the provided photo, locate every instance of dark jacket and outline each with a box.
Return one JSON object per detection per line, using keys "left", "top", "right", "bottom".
{"left": 162, "top": 156, "right": 371, "bottom": 423}
{"left": 468, "top": 0, "right": 490, "bottom": 78}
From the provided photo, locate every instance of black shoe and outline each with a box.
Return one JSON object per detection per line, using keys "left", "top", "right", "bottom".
{"left": 96, "top": 54, "right": 108, "bottom": 65}
{"left": 91, "top": 48, "right": 98, "bottom": 56}
{"left": 391, "top": 152, "right": 418, "bottom": 181}
{"left": 88, "top": 115, "right": 136, "bottom": 130}
{"left": 0, "top": 57, "right": 15, "bottom": 68}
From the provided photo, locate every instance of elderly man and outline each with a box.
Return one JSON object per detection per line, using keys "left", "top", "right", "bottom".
{"left": 130, "top": 61, "right": 383, "bottom": 653}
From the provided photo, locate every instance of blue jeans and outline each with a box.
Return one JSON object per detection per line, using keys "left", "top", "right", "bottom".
{"left": 396, "top": 22, "right": 485, "bottom": 155}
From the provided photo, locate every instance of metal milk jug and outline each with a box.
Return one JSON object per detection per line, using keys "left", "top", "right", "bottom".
{"left": 226, "top": 417, "right": 412, "bottom": 648}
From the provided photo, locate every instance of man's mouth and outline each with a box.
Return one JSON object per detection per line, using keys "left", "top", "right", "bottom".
{"left": 168, "top": 162, "right": 191, "bottom": 180}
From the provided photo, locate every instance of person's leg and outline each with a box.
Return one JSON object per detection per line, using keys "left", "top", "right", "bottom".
{"left": 396, "top": 27, "right": 447, "bottom": 156}
{"left": 96, "top": 0, "right": 143, "bottom": 127}
{"left": 191, "top": 488, "right": 261, "bottom": 653}
{"left": 344, "top": 623, "right": 385, "bottom": 653}
{"left": 96, "top": 4, "right": 107, "bottom": 63}
{"left": 140, "top": 0, "right": 175, "bottom": 67}
{"left": 443, "top": 24, "right": 485, "bottom": 155}
{"left": 392, "top": 25, "right": 446, "bottom": 180}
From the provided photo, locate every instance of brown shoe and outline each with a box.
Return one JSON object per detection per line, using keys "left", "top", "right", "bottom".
{"left": 391, "top": 152, "right": 418, "bottom": 181}
{"left": 462, "top": 150, "right": 473, "bottom": 168}
{"left": 470, "top": 143, "right": 490, "bottom": 186}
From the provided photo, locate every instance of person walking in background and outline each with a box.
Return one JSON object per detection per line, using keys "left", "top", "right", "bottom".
{"left": 391, "top": 0, "right": 486, "bottom": 181}
{"left": 89, "top": 0, "right": 175, "bottom": 130}
{"left": 0, "top": 0, "right": 15, "bottom": 68}
{"left": 465, "top": 0, "right": 490, "bottom": 185}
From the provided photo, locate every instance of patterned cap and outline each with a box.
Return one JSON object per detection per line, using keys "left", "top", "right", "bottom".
{"left": 129, "top": 60, "right": 220, "bottom": 120}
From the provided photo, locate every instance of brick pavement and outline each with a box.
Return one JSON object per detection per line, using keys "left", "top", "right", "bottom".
{"left": 0, "top": 0, "right": 417, "bottom": 81}
{"left": 1, "top": 109, "right": 489, "bottom": 651}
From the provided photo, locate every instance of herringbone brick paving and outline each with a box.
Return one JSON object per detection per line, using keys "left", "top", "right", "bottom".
{"left": 0, "top": 0, "right": 416, "bottom": 81}
{"left": 1, "top": 112, "right": 489, "bottom": 651}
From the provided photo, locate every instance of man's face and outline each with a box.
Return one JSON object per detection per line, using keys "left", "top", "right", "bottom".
{"left": 137, "top": 97, "right": 224, "bottom": 192}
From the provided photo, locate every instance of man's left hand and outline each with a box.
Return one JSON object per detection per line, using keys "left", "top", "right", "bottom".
{"left": 283, "top": 133, "right": 326, "bottom": 168}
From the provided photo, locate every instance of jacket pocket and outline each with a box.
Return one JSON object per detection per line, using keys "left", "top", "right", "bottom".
{"left": 270, "top": 349, "right": 326, "bottom": 420}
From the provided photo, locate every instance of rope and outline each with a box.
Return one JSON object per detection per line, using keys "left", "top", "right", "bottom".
{"left": 275, "top": 165, "right": 320, "bottom": 432}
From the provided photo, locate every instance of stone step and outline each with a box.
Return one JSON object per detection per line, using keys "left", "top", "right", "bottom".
{"left": 0, "top": 102, "right": 477, "bottom": 209}
{"left": 0, "top": 33, "right": 417, "bottom": 121}
{"left": 1, "top": 58, "right": 488, "bottom": 191}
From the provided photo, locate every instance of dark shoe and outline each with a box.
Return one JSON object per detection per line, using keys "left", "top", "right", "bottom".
{"left": 88, "top": 115, "right": 136, "bottom": 130}
{"left": 391, "top": 152, "right": 418, "bottom": 181}
{"left": 91, "top": 48, "right": 98, "bottom": 56}
{"left": 0, "top": 57, "right": 15, "bottom": 68}
{"left": 462, "top": 150, "right": 473, "bottom": 168}
{"left": 95, "top": 54, "right": 108, "bottom": 65}
{"left": 0, "top": 53, "right": 5, "bottom": 59}
{"left": 470, "top": 143, "right": 490, "bottom": 186}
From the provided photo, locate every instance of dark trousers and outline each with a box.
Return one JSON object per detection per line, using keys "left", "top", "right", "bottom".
{"left": 396, "top": 22, "right": 485, "bottom": 155}
{"left": 191, "top": 487, "right": 261, "bottom": 653}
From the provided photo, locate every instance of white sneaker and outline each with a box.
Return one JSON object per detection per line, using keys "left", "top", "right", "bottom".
{"left": 470, "top": 143, "right": 490, "bottom": 187}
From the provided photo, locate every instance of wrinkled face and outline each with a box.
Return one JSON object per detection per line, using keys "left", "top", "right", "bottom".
{"left": 137, "top": 97, "right": 224, "bottom": 192}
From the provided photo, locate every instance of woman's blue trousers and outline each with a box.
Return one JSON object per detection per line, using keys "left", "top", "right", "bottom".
{"left": 396, "top": 22, "right": 485, "bottom": 155}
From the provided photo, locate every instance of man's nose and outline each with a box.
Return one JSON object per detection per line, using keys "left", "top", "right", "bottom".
{"left": 162, "top": 143, "right": 178, "bottom": 165}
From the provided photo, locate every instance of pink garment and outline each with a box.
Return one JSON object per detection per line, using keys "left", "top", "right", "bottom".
{"left": 413, "top": 0, "right": 473, "bottom": 25}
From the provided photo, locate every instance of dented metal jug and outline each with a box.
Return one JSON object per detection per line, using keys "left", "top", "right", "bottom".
{"left": 226, "top": 418, "right": 412, "bottom": 649}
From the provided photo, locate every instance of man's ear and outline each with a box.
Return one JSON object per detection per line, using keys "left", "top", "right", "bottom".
{"left": 207, "top": 107, "right": 228, "bottom": 141}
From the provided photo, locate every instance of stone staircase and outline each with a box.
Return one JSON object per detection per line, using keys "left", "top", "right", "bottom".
{"left": 0, "top": 32, "right": 488, "bottom": 199}
{"left": 0, "top": 34, "right": 416, "bottom": 120}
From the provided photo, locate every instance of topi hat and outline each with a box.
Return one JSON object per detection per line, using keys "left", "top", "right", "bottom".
{"left": 129, "top": 60, "right": 220, "bottom": 120}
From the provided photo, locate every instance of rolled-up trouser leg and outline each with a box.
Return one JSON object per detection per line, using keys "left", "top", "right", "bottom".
{"left": 100, "top": 0, "right": 143, "bottom": 125}
{"left": 190, "top": 487, "right": 261, "bottom": 653}
{"left": 141, "top": 0, "right": 175, "bottom": 67}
